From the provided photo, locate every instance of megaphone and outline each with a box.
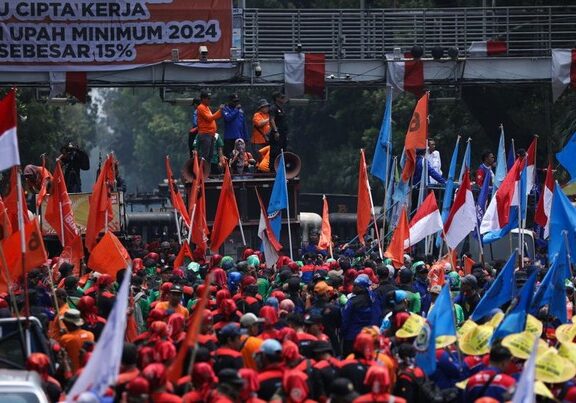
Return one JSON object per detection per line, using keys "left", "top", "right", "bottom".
{"left": 181, "top": 158, "right": 197, "bottom": 184}
{"left": 274, "top": 152, "right": 301, "bottom": 179}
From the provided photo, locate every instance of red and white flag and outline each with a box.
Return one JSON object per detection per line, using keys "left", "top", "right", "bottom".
{"left": 467, "top": 40, "right": 507, "bottom": 57}
{"left": 386, "top": 55, "right": 424, "bottom": 95}
{"left": 481, "top": 159, "right": 523, "bottom": 234}
{"left": 443, "top": 169, "right": 477, "bottom": 249}
{"left": 284, "top": 53, "right": 325, "bottom": 98}
{"left": 0, "top": 89, "right": 19, "bottom": 171}
{"left": 257, "top": 190, "right": 282, "bottom": 267}
{"left": 525, "top": 137, "right": 537, "bottom": 195}
{"left": 405, "top": 192, "right": 443, "bottom": 248}
{"left": 551, "top": 48, "right": 576, "bottom": 101}
{"left": 535, "top": 163, "right": 554, "bottom": 239}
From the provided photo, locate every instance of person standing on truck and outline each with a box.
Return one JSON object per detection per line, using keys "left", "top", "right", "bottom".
{"left": 196, "top": 91, "right": 223, "bottom": 178}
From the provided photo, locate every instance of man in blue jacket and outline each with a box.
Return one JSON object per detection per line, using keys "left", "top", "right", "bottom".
{"left": 222, "top": 93, "right": 248, "bottom": 157}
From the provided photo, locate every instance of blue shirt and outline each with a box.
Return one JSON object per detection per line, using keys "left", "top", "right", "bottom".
{"left": 222, "top": 105, "right": 247, "bottom": 140}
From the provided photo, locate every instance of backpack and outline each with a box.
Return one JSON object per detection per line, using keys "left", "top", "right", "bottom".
{"left": 397, "top": 369, "right": 458, "bottom": 403}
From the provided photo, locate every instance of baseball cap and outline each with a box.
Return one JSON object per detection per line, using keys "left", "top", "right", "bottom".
{"left": 219, "top": 323, "right": 242, "bottom": 338}
{"left": 259, "top": 339, "right": 282, "bottom": 356}
{"left": 240, "top": 313, "right": 265, "bottom": 328}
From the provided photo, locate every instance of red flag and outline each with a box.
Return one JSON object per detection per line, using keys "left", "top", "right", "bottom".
{"left": 85, "top": 155, "right": 115, "bottom": 252}
{"left": 0, "top": 196, "right": 12, "bottom": 242}
{"left": 443, "top": 169, "right": 477, "bottom": 249}
{"left": 401, "top": 92, "right": 429, "bottom": 182}
{"left": 87, "top": 231, "right": 130, "bottom": 276}
{"left": 189, "top": 154, "right": 208, "bottom": 256}
{"left": 167, "top": 274, "right": 212, "bottom": 383}
{"left": 357, "top": 150, "right": 372, "bottom": 245}
{"left": 0, "top": 89, "right": 20, "bottom": 171}
{"left": 0, "top": 218, "right": 47, "bottom": 282}
{"left": 384, "top": 207, "right": 410, "bottom": 268}
{"left": 210, "top": 165, "right": 240, "bottom": 253}
{"left": 173, "top": 242, "right": 194, "bottom": 269}
{"left": 165, "top": 156, "right": 190, "bottom": 226}
{"left": 65, "top": 72, "right": 87, "bottom": 103}
{"left": 463, "top": 255, "right": 475, "bottom": 276}
{"left": 535, "top": 162, "right": 554, "bottom": 238}
{"left": 45, "top": 160, "right": 84, "bottom": 264}
{"left": 4, "top": 167, "right": 29, "bottom": 230}
{"left": 318, "top": 195, "right": 332, "bottom": 251}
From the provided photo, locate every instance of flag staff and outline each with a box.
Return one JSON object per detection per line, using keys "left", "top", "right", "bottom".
{"left": 363, "top": 149, "right": 384, "bottom": 259}
{"left": 281, "top": 149, "right": 294, "bottom": 260}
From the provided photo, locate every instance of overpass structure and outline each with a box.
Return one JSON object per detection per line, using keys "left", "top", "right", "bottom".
{"left": 1, "top": 5, "right": 575, "bottom": 91}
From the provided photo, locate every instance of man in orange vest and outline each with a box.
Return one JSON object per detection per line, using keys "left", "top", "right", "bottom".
{"left": 196, "top": 91, "right": 223, "bottom": 178}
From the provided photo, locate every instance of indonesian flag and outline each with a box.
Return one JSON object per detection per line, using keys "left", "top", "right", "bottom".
{"left": 467, "top": 40, "right": 508, "bottom": 57}
{"left": 443, "top": 169, "right": 477, "bottom": 249}
{"left": 0, "top": 89, "right": 19, "bottom": 171}
{"left": 481, "top": 159, "right": 523, "bottom": 234}
{"left": 386, "top": 55, "right": 424, "bottom": 95}
{"left": 404, "top": 192, "right": 443, "bottom": 248}
{"left": 525, "top": 137, "right": 537, "bottom": 195}
{"left": 49, "top": 72, "right": 88, "bottom": 103}
{"left": 257, "top": 189, "right": 282, "bottom": 267}
{"left": 551, "top": 48, "right": 576, "bottom": 101}
{"left": 284, "top": 53, "right": 325, "bottom": 98}
{"left": 535, "top": 163, "right": 554, "bottom": 239}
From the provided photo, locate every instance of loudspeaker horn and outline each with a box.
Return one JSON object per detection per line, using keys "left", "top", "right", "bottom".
{"left": 181, "top": 158, "right": 197, "bottom": 184}
{"left": 274, "top": 152, "right": 301, "bottom": 179}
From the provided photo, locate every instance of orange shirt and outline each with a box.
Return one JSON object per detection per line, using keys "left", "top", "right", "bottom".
{"left": 60, "top": 328, "right": 95, "bottom": 373}
{"left": 48, "top": 303, "right": 69, "bottom": 342}
{"left": 155, "top": 301, "right": 189, "bottom": 319}
{"left": 241, "top": 335, "right": 263, "bottom": 370}
{"left": 252, "top": 111, "right": 270, "bottom": 145}
{"left": 196, "top": 104, "right": 222, "bottom": 135}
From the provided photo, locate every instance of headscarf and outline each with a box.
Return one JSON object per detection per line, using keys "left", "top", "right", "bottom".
{"left": 77, "top": 296, "right": 100, "bottom": 327}
{"left": 282, "top": 370, "right": 310, "bottom": 403}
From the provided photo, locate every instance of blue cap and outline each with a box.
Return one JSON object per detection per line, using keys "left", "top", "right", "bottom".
{"left": 394, "top": 290, "right": 408, "bottom": 303}
{"left": 259, "top": 339, "right": 282, "bottom": 355}
{"left": 219, "top": 323, "right": 242, "bottom": 338}
{"left": 353, "top": 274, "right": 372, "bottom": 288}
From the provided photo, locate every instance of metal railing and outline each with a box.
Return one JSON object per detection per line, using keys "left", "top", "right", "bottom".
{"left": 242, "top": 6, "right": 576, "bottom": 59}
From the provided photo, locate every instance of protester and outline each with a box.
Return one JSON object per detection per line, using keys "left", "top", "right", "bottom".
{"left": 196, "top": 91, "right": 223, "bottom": 177}
{"left": 222, "top": 93, "right": 248, "bottom": 157}
{"left": 58, "top": 143, "right": 90, "bottom": 193}
{"left": 252, "top": 99, "right": 271, "bottom": 157}
{"left": 269, "top": 91, "right": 289, "bottom": 169}
{"left": 476, "top": 150, "right": 495, "bottom": 187}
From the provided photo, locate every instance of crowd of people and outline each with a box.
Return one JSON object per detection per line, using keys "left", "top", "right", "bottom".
{"left": 5, "top": 231, "right": 575, "bottom": 402}
{"left": 188, "top": 90, "right": 289, "bottom": 178}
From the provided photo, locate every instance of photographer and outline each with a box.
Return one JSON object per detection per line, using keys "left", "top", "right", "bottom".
{"left": 58, "top": 143, "right": 90, "bottom": 193}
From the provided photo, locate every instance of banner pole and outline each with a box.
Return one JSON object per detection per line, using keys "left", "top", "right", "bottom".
{"left": 238, "top": 218, "right": 247, "bottom": 246}
{"left": 174, "top": 210, "right": 182, "bottom": 245}
{"left": 16, "top": 169, "right": 31, "bottom": 334}
{"left": 281, "top": 150, "right": 294, "bottom": 260}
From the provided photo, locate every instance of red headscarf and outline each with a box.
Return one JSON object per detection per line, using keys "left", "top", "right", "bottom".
{"left": 239, "top": 368, "right": 260, "bottom": 400}
{"left": 364, "top": 366, "right": 391, "bottom": 395}
{"left": 282, "top": 370, "right": 310, "bottom": 403}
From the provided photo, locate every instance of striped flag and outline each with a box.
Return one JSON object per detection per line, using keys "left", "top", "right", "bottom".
{"left": 0, "top": 89, "right": 19, "bottom": 171}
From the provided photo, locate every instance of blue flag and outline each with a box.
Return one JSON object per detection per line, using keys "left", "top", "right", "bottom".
{"left": 531, "top": 241, "right": 571, "bottom": 323}
{"left": 471, "top": 251, "right": 517, "bottom": 321}
{"left": 482, "top": 205, "right": 519, "bottom": 244}
{"left": 436, "top": 136, "right": 460, "bottom": 248}
{"left": 557, "top": 131, "right": 576, "bottom": 183}
{"left": 492, "top": 271, "right": 538, "bottom": 342}
{"left": 370, "top": 89, "right": 393, "bottom": 183}
{"left": 475, "top": 168, "right": 492, "bottom": 233}
{"left": 549, "top": 184, "right": 576, "bottom": 266}
{"left": 459, "top": 139, "right": 471, "bottom": 183}
{"left": 494, "top": 127, "right": 507, "bottom": 192}
{"left": 507, "top": 140, "right": 516, "bottom": 171}
{"left": 417, "top": 284, "right": 456, "bottom": 375}
{"left": 267, "top": 153, "right": 288, "bottom": 240}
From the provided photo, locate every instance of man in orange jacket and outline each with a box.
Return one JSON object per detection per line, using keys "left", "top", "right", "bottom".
{"left": 196, "top": 91, "right": 223, "bottom": 178}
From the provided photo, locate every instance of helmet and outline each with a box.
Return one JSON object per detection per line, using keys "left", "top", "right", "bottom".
{"left": 142, "top": 363, "right": 167, "bottom": 391}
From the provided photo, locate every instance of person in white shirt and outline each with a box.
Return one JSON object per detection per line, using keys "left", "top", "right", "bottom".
{"left": 426, "top": 139, "right": 442, "bottom": 185}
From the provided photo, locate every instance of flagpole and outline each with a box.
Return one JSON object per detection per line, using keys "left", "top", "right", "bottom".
{"left": 281, "top": 149, "right": 294, "bottom": 260}
{"left": 238, "top": 218, "right": 247, "bottom": 246}
{"left": 474, "top": 222, "right": 485, "bottom": 267}
{"left": 562, "top": 230, "right": 574, "bottom": 278}
{"left": 380, "top": 88, "right": 393, "bottom": 252}
{"left": 174, "top": 210, "right": 182, "bottom": 245}
{"left": 363, "top": 150, "right": 384, "bottom": 259}
{"left": 58, "top": 202, "right": 65, "bottom": 248}
{"left": 187, "top": 203, "right": 196, "bottom": 245}
{"left": 15, "top": 169, "right": 31, "bottom": 325}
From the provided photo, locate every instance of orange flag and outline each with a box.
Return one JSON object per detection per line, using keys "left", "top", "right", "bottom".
{"left": 384, "top": 207, "right": 409, "bottom": 268}
{"left": 401, "top": 92, "right": 429, "bottom": 182}
{"left": 173, "top": 242, "right": 193, "bottom": 269}
{"left": 0, "top": 196, "right": 12, "bottom": 242}
{"left": 210, "top": 165, "right": 240, "bottom": 253}
{"left": 35, "top": 160, "right": 52, "bottom": 207}
{"left": 357, "top": 150, "right": 372, "bottom": 245}
{"left": 167, "top": 273, "right": 212, "bottom": 383}
{"left": 165, "top": 156, "right": 190, "bottom": 226}
{"left": 0, "top": 218, "right": 48, "bottom": 282}
{"left": 85, "top": 155, "right": 115, "bottom": 252}
{"left": 87, "top": 231, "right": 131, "bottom": 276}
{"left": 318, "top": 195, "right": 332, "bottom": 251}
{"left": 463, "top": 255, "right": 475, "bottom": 276}
{"left": 4, "top": 167, "right": 30, "bottom": 230}
{"left": 429, "top": 252, "right": 455, "bottom": 287}
{"left": 45, "top": 161, "right": 84, "bottom": 266}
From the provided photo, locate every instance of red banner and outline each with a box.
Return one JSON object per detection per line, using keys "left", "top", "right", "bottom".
{"left": 0, "top": 0, "right": 232, "bottom": 70}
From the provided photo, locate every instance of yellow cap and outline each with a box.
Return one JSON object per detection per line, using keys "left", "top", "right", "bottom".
{"left": 501, "top": 331, "right": 548, "bottom": 360}
{"left": 436, "top": 335, "right": 457, "bottom": 349}
{"left": 558, "top": 342, "right": 576, "bottom": 363}
{"left": 455, "top": 378, "right": 468, "bottom": 390}
{"left": 486, "top": 311, "right": 504, "bottom": 329}
{"left": 459, "top": 324, "right": 493, "bottom": 356}
{"left": 458, "top": 320, "right": 477, "bottom": 337}
{"left": 524, "top": 314, "right": 543, "bottom": 336}
{"left": 535, "top": 347, "right": 576, "bottom": 383}
{"left": 534, "top": 381, "right": 554, "bottom": 399}
{"left": 555, "top": 323, "right": 576, "bottom": 345}
{"left": 395, "top": 313, "right": 426, "bottom": 339}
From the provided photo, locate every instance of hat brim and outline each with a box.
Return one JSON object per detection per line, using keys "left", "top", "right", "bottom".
{"left": 63, "top": 317, "right": 84, "bottom": 327}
